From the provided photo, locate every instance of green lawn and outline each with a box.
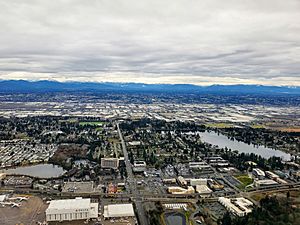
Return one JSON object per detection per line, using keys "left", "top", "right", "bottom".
{"left": 79, "top": 121, "right": 104, "bottom": 126}
{"left": 234, "top": 174, "right": 253, "bottom": 189}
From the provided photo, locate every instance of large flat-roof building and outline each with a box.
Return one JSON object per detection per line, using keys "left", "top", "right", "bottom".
{"left": 103, "top": 203, "right": 135, "bottom": 219}
{"left": 252, "top": 168, "right": 265, "bottom": 178}
{"left": 254, "top": 179, "right": 278, "bottom": 187}
{"left": 46, "top": 198, "right": 98, "bottom": 222}
{"left": 101, "top": 158, "right": 119, "bottom": 169}
{"left": 196, "top": 185, "right": 212, "bottom": 197}
{"left": 219, "top": 197, "right": 253, "bottom": 217}
{"left": 190, "top": 178, "right": 207, "bottom": 186}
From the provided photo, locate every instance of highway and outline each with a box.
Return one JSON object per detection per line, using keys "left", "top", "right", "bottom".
{"left": 117, "top": 123, "right": 149, "bottom": 225}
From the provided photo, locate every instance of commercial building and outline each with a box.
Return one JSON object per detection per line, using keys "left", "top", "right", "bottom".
{"left": 168, "top": 186, "right": 195, "bottom": 195}
{"left": 177, "top": 176, "right": 187, "bottom": 187}
{"left": 163, "top": 178, "right": 177, "bottom": 184}
{"left": 133, "top": 161, "right": 146, "bottom": 167}
{"left": 189, "top": 161, "right": 211, "bottom": 170}
{"left": 46, "top": 198, "right": 98, "bottom": 222}
{"left": 0, "top": 173, "right": 6, "bottom": 181}
{"left": 103, "top": 203, "right": 135, "bottom": 219}
{"left": 208, "top": 180, "right": 224, "bottom": 191}
{"left": 0, "top": 194, "right": 7, "bottom": 203}
{"left": 190, "top": 178, "right": 207, "bottom": 186}
{"left": 275, "top": 177, "right": 288, "bottom": 184}
{"left": 252, "top": 168, "right": 265, "bottom": 178}
{"left": 265, "top": 171, "right": 279, "bottom": 180}
{"left": 133, "top": 160, "right": 146, "bottom": 173}
{"left": 218, "top": 197, "right": 253, "bottom": 217}
{"left": 101, "top": 158, "right": 119, "bottom": 169}
{"left": 254, "top": 179, "right": 278, "bottom": 187}
{"left": 196, "top": 185, "right": 212, "bottom": 197}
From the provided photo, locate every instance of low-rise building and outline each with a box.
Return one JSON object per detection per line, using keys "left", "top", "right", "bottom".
{"left": 208, "top": 180, "right": 224, "bottom": 191}
{"left": 190, "top": 178, "right": 207, "bottom": 186}
{"left": 195, "top": 185, "right": 212, "bottom": 197}
{"left": 46, "top": 198, "right": 98, "bottom": 222}
{"left": 103, "top": 203, "right": 135, "bottom": 219}
{"left": 168, "top": 186, "right": 195, "bottom": 195}
{"left": 133, "top": 161, "right": 146, "bottom": 173}
{"left": 177, "top": 176, "right": 187, "bottom": 187}
{"left": 219, "top": 197, "right": 253, "bottom": 217}
{"left": 254, "top": 179, "right": 278, "bottom": 187}
{"left": 252, "top": 168, "right": 265, "bottom": 178}
{"left": 0, "top": 194, "right": 7, "bottom": 203}
{"left": 265, "top": 171, "right": 279, "bottom": 180}
{"left": 275, "top": 178, "right": 288, "bottom": 184}
{"left": 163, "top": 178, "right": 177, "bottom": 184}
{"left": 101, "top": 158, "right": 119, "bottom": 169}
{"left": 0, "top": 173, "right": 6, "bottom": 181}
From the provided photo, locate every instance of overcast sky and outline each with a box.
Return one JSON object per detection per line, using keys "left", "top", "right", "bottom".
{"left": 0, "top": 0, "right": 299, "bottom": 85}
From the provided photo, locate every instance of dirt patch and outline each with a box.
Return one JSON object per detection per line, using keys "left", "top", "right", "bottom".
{"left": 0, "top": 195, "right": 47, "bottom": 225}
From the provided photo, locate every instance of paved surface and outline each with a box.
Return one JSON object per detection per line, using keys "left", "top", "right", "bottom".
{"left": 117, "top": 123, "right": 149, "bottom": 225}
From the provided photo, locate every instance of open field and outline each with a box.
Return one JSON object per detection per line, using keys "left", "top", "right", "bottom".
{"left": 251, "top": 124, "right": 266, "bottom": 129}
{"left": 79, "top": 121, "right": 104, "bottom": 126}
{"left": 234, "top": 174, "right": 253, "bottom": 189}
{"left": 205, "top": 123, "right": 235, "bottom": 128}
{"left": 0, "top": 195, "right": 47, "bottom": 225}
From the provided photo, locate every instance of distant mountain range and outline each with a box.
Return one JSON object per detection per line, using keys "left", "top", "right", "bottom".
{"left": 0, "top": 80, "right": 299, "bottom": 95}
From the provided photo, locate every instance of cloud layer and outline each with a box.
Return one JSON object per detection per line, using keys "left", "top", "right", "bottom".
{"left": 0, "top": 0, "right": 299, "bottom": 85}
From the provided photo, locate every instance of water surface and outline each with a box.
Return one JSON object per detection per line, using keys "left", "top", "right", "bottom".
{"left": 200, "top": 131, "right": 291, "bottom": 160}
{"left": 0, "top": 164, "right": 65, "bottom": 178}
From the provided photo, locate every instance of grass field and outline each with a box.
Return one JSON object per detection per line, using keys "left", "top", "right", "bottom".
{"left": 234, "top": 174, "right": 253, "bottom": 189}
{"left": 205, "top": 123, "right": 234, "bottom": 128}
{"left": 251, "top": 124, "right": 266, "bottom": 129}
{"left": 79, "top": 121, "right": 104, "bottom": 126}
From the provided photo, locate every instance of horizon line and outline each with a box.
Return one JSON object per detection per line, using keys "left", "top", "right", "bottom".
{"left": 0, "top": 79, "right": 299, "bottom": 88}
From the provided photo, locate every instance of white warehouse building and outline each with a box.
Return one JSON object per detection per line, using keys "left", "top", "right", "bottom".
{"left": 46, "top": 198, "right": 98, "bottom": 222}
{"left": 103, "top": 203, "right": 135, "bottom": 219}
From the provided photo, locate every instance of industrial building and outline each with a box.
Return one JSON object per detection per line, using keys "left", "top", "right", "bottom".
{"left": 101, "top": 158, "right": 119, "bottom": 169}
{"left": 219, "top": 197, "right": 253, "bottom": 217}
{"left": 46, "top": 198, "right": 98, "bottom": 222}
{"left": 103, "top": 203, "right": 135, "bottom": 218}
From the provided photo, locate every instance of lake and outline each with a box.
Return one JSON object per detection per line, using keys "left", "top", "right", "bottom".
{"left": 200, "top": 131, "right": 291, "bottom": 160}
{"left": 0, "top": 164, "right": 66, "bottom": 178}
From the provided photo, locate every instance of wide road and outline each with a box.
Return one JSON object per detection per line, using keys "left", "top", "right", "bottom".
{"left": 117, "top": 123, "right": 149, "bottom": 225}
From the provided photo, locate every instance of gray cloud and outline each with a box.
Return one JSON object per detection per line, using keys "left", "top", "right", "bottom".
{"left": 0, "top": 0, "right": 299, "bottom": 85}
